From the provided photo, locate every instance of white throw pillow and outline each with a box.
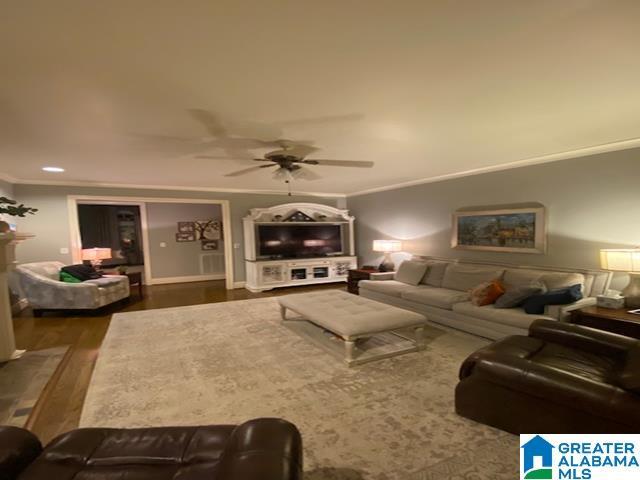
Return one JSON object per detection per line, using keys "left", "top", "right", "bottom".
{"left": 420, "top": 261, "right": 450, "bottom": 287}
{"left": 395, "top": 260, "right": 429, "bottom": 286}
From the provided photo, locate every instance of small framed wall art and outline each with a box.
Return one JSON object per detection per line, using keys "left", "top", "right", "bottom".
{"left": 177, "top": 222, "right": 195, "bottom": 233}
{"left": 201, "top": 240, "right": 218, "bottom": 251}
{"left": 176, "top": 232, "right": 196, "bottom": 242}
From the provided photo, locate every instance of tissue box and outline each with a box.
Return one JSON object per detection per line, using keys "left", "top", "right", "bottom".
{"left": 597, "top": 295, "right": 625, "bottom": 309}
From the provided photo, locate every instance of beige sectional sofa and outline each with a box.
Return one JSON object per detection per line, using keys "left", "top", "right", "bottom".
{"left": 358, "top": 256, "right": 611, "bottom": 340}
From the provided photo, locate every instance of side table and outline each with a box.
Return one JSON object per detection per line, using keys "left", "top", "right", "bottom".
{"left": 347, "top": 268, "right": 387, "bottom": 295}
{"left": 124, "top": 271, "right": 144, "bottom": 299}
{"left": 569, "top": 306, "right": 640, "bottom": 339}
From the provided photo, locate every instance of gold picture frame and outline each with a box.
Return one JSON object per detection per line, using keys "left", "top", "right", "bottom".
{"left": 451, "top": 207, "right": 546, "bottom": 254}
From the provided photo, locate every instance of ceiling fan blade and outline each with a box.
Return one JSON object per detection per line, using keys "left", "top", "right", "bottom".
{"left": 224, "top": 164, "right": 276, "bottom": 177}
{"left": 194, "top": 155, "right": 245, "bottom": 160}
{"left": 188, "top": 109, "right": 227, "bottom": 137}
{"left": 275, "top": 113, "right": 364, "bottom": 127}
{"left": 301, "top": 159, "right": 374, "bottom": 168}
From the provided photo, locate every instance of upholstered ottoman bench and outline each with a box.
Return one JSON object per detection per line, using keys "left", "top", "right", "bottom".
{"left": 278, "top": 290, "right": 427, "bottom": 365}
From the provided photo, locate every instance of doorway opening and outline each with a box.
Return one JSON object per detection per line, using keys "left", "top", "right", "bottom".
{"left": 67, "top": 196, "right": 234, "bottom": 289}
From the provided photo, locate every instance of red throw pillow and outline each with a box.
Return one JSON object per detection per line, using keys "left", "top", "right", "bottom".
{"left": 470, "top": 280, "right": 506, "bottom": 306}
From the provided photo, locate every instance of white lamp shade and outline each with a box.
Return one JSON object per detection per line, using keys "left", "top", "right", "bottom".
{"left": 600, "top": 249, "right": 640, "bottom": 272}
{"left": 372, "top": 239, "right": 402, "bottom": 253}
{"left": 82, "top": 247, "right": 112, "bottom": 261}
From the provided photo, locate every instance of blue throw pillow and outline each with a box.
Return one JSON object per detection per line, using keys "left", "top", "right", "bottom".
{"left": 522, "top": 284, "right": 583, "bottom": 315}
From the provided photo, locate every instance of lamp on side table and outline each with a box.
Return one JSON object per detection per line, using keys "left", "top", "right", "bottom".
{"left": 372, "top": 239, "right": 402, "bottom": 272}
{"left": 600, "top": 248, "right": 640, "bottom": 309}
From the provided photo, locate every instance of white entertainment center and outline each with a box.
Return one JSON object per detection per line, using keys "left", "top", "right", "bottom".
{"left": 243, "top": 203, "right": 357, "bottom": 292}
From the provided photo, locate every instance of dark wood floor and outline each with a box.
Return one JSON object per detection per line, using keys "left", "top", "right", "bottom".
{"left": 13, "top": 280, "right": 343, "bottom": 443}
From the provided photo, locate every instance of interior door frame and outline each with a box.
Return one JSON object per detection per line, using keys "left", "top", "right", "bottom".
{"left": 67, "top": 195, "right": 234, "bottom": 289}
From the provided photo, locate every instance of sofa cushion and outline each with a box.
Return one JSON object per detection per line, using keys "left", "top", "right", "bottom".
{"left": 441, "top": 264, "right": 505, "bottom": 292}
{"left": 494, "top": 282, "right": 546, "bottom": 308}
{"left": 502, "top": 269, "right": 545, "bottom": 289}
{"left": 452, "top": 302, "right": 554, "bottom": 329}
{"left": 395, "top": 260, "right": 429, "bottom": 286}
{"left": 420, "top": 261, "right": 450, "bottom": 287}
{"left": 359, "top": 280, "right": 419, "bottom": 298}
{"left": 401, "top": 286, "right": 470, "bottom": 310}
{"left": 523, "top": 284, "right": 583, "bottom": 314}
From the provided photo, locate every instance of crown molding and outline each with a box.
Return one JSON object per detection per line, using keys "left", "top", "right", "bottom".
{"left": 347, "top": 136, "right": 640, "bottom": 197}
{"left": 0, "top": 172, "right": 18, "bottom": 184}
{"left": 2, "top": 136, "right": 639, "bottom": 199}
{"left": 0, "top": 177, "right": 346, "bottom": 198}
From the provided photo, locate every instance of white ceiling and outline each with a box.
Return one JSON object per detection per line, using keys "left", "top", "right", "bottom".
{"left": 1, "top": 1, "right": 639, "bottom": 196}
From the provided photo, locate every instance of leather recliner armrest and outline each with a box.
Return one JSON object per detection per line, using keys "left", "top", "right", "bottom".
{"left": 470, "top": 353, "right": 640, "bottom": 424}
{"left": 0, "top": 426, "right": 42, "bottom": 480}
{"left": 529, "top": 319, "right": 638, "bottom": 358}
{"left": 216, "top": 418, "right": 303, "bottom": 480}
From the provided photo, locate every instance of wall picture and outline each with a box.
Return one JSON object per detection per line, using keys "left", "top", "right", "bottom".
{"left": 176, "top": 232, "right": 196, "bottom": 242}
{"left": 177, "top": 221, "right": 195, "bottom": 233}
{"left": 195, "top": 220, "right": 222, "bottom": 240}
{"left": 451, "top": 207, "right": 546, "bottom": 254}
{"left": 201, "top": 240, "right": 218, "bottom": 251}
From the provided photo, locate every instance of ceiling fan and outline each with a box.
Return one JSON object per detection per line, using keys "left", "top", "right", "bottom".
{"left": 200, "top": 141, "right": 374, "bottom": 181}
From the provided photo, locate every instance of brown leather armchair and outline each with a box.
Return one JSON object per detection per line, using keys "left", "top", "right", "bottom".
{"left": 0, "top": 418, "right": 302, "bottom": 480}
{"left": 456, "top": 319, "right": 640, "bottom": 433}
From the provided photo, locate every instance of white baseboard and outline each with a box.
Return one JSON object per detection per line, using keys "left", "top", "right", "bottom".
{"left": 233, "top": 281, "right": 246, "bottom": 289}
{"left": 151, "top": 274, "right": 226, "bottom": 285}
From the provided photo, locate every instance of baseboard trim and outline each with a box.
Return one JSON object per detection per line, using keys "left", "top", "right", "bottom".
{"left": 233, "top": 281, "right": 246, "bottom": 289}
{"left": 151, "top": 274, "right": 226, "bottom": 285}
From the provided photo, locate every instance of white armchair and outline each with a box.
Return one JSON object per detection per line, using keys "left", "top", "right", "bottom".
{"left": 15, "top": 261, "right": 129, "bottom": 316}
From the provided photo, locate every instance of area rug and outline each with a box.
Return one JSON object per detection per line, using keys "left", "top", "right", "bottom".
{"left": 81, "top": 297, "right": 518, "bottom": 479}
{"left": 0, "top": 346, "right": 69, "bottom": 427}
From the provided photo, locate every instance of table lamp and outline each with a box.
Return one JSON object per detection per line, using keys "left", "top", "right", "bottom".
{"left": 372, "top": 239, "right": 402, "bottom": 272}
{"left": 82, "top": 247, "right": 112, "bottom": 270}
{"left": 600, "top": 248, "right": 640, "bottom": 309}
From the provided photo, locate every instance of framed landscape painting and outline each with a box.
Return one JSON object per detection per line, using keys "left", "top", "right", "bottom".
{"left": 451, "top": 207, "right": 546, "bottom": 254}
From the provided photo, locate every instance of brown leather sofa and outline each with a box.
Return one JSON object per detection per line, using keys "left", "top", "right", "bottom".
{"left": 456, "top": 319, "right": 640, "bottom": 433}
{"left": 0, "top": 418, "right": 302, "bottom": 480}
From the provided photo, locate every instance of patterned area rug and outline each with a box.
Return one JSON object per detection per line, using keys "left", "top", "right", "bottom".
{"left": 81, "top": 297, "right": 518, "bottom": 479}
{"left": 0, "top": 346, "right": 69, "bottom": 427}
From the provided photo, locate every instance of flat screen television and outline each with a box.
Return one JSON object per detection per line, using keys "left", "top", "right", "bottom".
{"left": 256, "top": 224, "right": 343, "bottom": 259}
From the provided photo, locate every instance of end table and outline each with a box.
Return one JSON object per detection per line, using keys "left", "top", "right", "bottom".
{"left": 124, "top": 271, "right": 144, "bottom": 299}
{"left": 570, "top": 306, "right": 640, "bottom": 339}
{"left": 347, "top": 268, "right": 384, "bottom": 295}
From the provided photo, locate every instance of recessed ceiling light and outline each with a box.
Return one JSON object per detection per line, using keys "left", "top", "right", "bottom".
{"left": 42, "top": 166, "right": 65, "bottom": 173}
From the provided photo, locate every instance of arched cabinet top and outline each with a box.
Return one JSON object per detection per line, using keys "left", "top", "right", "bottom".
{"left": 244, "top": 203, "right": 354, "bottom": 223}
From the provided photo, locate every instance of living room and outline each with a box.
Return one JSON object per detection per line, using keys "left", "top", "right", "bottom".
{"left": 1, "top": 2, "right": 640, "bottom": 480}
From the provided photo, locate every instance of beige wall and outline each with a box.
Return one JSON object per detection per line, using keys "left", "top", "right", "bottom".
{"left": 347, "top": 148, "right": 640, "bottom": 291}
{"left": 12, "top": 184, "right": 340, "bottom": 283}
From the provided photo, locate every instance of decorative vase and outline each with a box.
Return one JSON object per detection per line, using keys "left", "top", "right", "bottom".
{"left": 379, "top": 253, "right": 395, "bottom": 272}
{"left": 623, "top": 273, "right": 640, "bottom": 309}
